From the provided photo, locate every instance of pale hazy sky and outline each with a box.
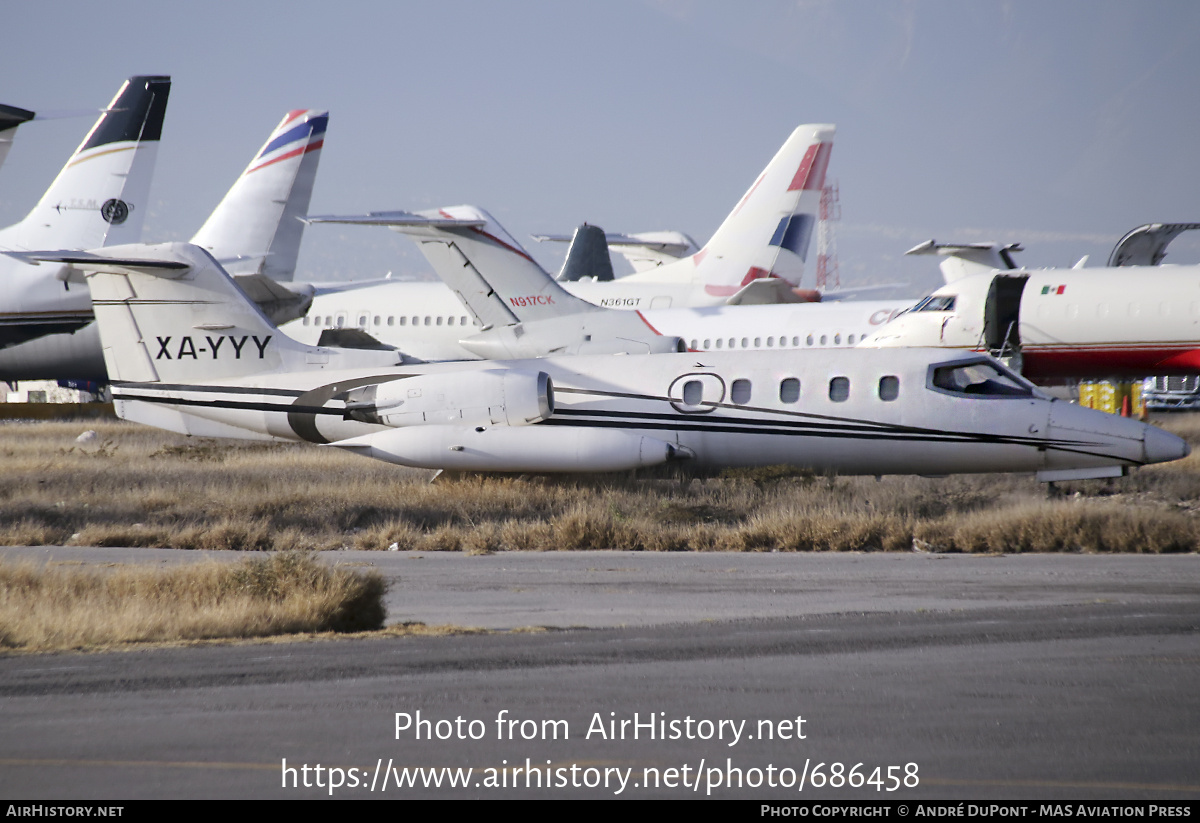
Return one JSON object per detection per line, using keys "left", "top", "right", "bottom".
{"left": 4, "top": 0, "right": 1199, "bottom": 295}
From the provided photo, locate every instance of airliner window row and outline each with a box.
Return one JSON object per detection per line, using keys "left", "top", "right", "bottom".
{"left": 685, "top": 376, "right": 903, "bottom": 405}
{"left": 301, "top": 315, "right": 476, "bottom": 328}
{"left": 688, "top": 333, "right": 864, "bottom": 350}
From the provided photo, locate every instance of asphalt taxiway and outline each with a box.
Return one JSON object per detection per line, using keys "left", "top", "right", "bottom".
{"left": 1, "top": 548, "right": 1197, "bottom": 800}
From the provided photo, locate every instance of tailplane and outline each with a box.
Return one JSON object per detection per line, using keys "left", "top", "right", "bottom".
{"left": 0, "top": 103, "right": 36, "bottom": 173}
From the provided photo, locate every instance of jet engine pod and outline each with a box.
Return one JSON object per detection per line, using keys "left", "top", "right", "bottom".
{"left": 330, "top": 424, "right": 680, "bottom": 472}
{"left": 342, "top": 369, "right": 553, "bottom": 428}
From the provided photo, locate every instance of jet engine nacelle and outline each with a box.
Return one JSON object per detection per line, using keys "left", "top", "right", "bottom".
{"left": 459, "top": 314, "right": 686, "bottom": 359}
{"left": 330, "top": 424, "right": 680, "bottom": 472}
{"left": 342, "top": 369, "right": 553, "bottom": 428}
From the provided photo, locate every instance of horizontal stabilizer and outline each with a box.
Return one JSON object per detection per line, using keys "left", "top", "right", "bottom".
{"left": 0, "top": 104, "right": 35, "bottom": 131}
{"left": 12, "top": 249, "right": 189, "bottom": 273}
{"left": 1108, "top": 222, "right": 1200, "bottom": 267}
{"left": 906, "top": 240, "right": 1023, "bottom": 283}
{"left": 306, "top": 210, "right": 486, "bottom": 229}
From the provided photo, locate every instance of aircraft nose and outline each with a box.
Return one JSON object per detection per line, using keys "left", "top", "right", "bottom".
{"left": 1144, "top": 425, "right": 1190, "bottom": 465}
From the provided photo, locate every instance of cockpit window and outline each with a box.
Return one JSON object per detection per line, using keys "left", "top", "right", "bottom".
{"left": 913, "top": 295, "right": 957, "bottom": 312}
{"left": 930, "top": 360, "right": 1035, "bottom": 398}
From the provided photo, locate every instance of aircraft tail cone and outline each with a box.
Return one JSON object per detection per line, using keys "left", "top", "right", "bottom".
{"left": 1144, "top": 426, "right": 1190, "bottom": 465}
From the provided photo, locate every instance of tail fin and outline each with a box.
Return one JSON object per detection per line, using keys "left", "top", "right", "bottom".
{"left": 681, "top": 123, "right": 834, "bottom": 297}
{"left": 533, "top": 229, "right": 697, "bottom": 273}
{"left": 30, "top": 242, "right": 395, "bottom": 385}
{"left": 191, "top": 109, "right": 327, "bottom": 281}
{"left": 556, "top": 223, "right": 615, "bottom": 282}
{"left": 0, "top": 76, "right": 170, "bottom": 252}
{"left": 309, "top": 206, "right": 602, "bottom": 326}
{"left": 0, "top": 103, "right": 36, "bottom": 173}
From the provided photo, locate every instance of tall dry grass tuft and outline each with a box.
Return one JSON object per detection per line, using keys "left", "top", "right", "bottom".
{"left": 2, "top": 419, "right": 1200, "bottom": 553}
{"left": 0, "top": 553, "right": 386, "bottom": 651}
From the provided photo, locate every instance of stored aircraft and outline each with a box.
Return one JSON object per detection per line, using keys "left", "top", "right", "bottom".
{"left": 860, "top": 239, "right": 1200, "bottom": 379}
{"left": 287, "top": 122, "right": 836, "bottom": 352}
{"left": 35, "top": 241, "right": 1189, "bottom": 481}
{"left": 0, "top": 103, "right": 327, "bottom": 381}
{"left": 303, "top": 206, "right": 912, "bottom": 361}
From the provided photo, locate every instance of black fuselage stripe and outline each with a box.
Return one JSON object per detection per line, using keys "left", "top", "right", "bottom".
{"left": 112, "top": 391, "right": 1132, "bottom": 461}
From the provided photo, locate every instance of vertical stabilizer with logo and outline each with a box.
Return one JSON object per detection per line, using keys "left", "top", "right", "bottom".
{"left": 688, "top": 124, "right": 833, "bottom": 299}
{"left": 0, "top": 76, "right": 169, "bottom": 252}
{"left": 191, "top": 109, "right": 327, "bottom": 281}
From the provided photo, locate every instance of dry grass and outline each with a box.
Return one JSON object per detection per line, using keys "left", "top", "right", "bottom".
{"left": 0, "top": 552, "right": 386, "bottom": 652}
{"left": 1, "top": 418, "right": 1199, "bottom": 554}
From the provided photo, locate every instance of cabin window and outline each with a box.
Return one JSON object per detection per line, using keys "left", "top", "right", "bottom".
{"left": 412, "top": 316, "right": 418, "bottom": 325}
{"left": 848, "top": 334, "right": 856, "bottom": 345}
{"left": 913, "top": 295, "right": 956, "bottom": 312}
{"left": 715, "top": 339, "right": 723, "bottom": 349}
{"left": 302, "top": 317, "right": 309, "bottom": 326}
{"left": 374, "top": 316, "right": 381, "bottom": 326}
{"left": 682, "top": 380, "right": 703, "bottom": 405}
{"left": 424, "top": 316, "right": 432, "bottom": 326}
{"left": 834, "top": 333, "right": 841, "bottom": 345}
{"left": 767, "top": 337, "right": 774, "bottom": 347}
{"left": 690, "top": 339, "right": 699, "bottom": 350}
{"left": 358, "top": 315, "right": 367, "bottom": 326}
{"left": 805, "top": 335, "right": 813, "bottom": 346}
{"left": 399, "top": 317, "right": 407, "bottom": 326}
{"left": 930, "top": 360, "right": 1034, "bottom": 397}
{"left": 829, "top": 377, "right": 850, "bottom": 402}
{"left": 741, "top": 338, "right": 749, "bottom": 348}
{"left": 462, "top": 317, "right": 469, "bottom": 325}
{"left": 878, "top": 375, "right": 899, "bottom": 401}
{"left": 325, "top": 316, "right": 333, "bottom": 325}
{"left": 779, "top": 337, "right": 787, "bottom": 348}
{"left": 731, "top": 379, "right": 752, "bottom": 404}
{"left": 387, "top": 316, "right": 395, "bottom": 326}
{"left": 779, "top": 378, "right": 800, "bottom": 404}
{"left": 819, "top": 335, "right": 828, "bottom": 345}
{"left": 335, "top": 316, "right": 344, "bottom": 327}
{"left": 792, "top": 336, "right": 800, "bottom": 346}
{"left": 728, "top": 338, "right": 736, "bottom": 349}
{"left": 754, "top": 337, "right": 761, "bottom": 348}
{"left": 703, "top": 339, "right": 711, "bottom": 349}
{"left": 447, "top": 316, "right": 455, "bottom": 326}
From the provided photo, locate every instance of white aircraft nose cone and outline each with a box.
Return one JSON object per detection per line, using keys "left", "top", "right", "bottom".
{"left": 1144, "top": 426, "right": 1190, "bottom": 465}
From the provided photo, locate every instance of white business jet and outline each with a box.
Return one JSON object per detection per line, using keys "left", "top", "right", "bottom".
{"left": 33, "top": 241, "right": 1188, "bottom": 481}
{"left": 860, "top": 239, "right": 1200, "bottom": 380}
